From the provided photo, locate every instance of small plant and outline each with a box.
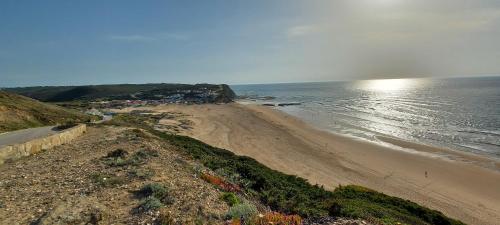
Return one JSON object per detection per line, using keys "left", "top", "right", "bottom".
{"left": 106, "top": 148, "right": 128, "bottom": 158}
{"left": 140, "top": 196, "right": 164, "bottom": 211}
{"left": 138, "top": 183, "right": 169, "bottom": 199}
{"left": 90, "top": 173, "right": 126, "bottom": 187}
{"left": 128, "top": 168, "right": 154, "bottom": 179}
{"left": 221, "top": 192, "right": 240, "bottom": 206}
{"left": 256, "top": 212, "right": 302, "bottom": 225}
{"left": 201, "top": 173, "right": 241, "bottom": 193}
{"left": 226, "top": 202, "right": 258, "bottom": 221}
{"left": 103, "top": 148, "right": 158, "bottom": 167}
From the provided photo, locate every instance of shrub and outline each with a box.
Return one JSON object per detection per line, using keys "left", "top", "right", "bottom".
{"left": 154, "top": 132, "right": 465, "bottom": 225}
{"left": 201, "top": 173, "right": 241, "bottom": 192}
{"left": 140, "top": 196, "right": 164, "bottom": 211}
{"left": 256, "top": 212, "right": 302, "bottom": 225}
{"left": 103, "top": 148, "right": 158, "bottom": 167}
{"left": 138, "top": 183, "right": 169, "bottom": 199}
{"left": 90, "top": 173, "right": 126, "bottom": 187}
{"left": 226, "top": 202, "right": 258, "bottom": 221}
{"left": 128, "top": 169, "right": 154, "bottom": 180}
{"left": 221, "top": 192, "right": 240, "bottom": 206}
{"left": 106, "top": 148, "right": 128, "bottom": 158}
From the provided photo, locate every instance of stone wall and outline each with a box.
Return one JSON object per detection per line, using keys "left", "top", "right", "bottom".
{"left": 0, "top": 124, "right": 86, "bottom": 165}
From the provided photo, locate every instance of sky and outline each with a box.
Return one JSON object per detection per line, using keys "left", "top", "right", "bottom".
{"left": 1, "top": 0, "right": 500, "bottom": 87}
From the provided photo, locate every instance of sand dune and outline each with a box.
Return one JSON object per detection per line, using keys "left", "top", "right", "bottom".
{"left": 115, "top": 103, "right": 500, "bottom": 225}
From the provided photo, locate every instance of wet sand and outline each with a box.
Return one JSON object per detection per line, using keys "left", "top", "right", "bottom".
{"left": 114, "top": 103, "right": 500, "bottom": 225}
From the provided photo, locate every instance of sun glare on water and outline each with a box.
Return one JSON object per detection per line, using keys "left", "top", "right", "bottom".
{"left": 356, "top": 78, "right": 417, "bottom": 92}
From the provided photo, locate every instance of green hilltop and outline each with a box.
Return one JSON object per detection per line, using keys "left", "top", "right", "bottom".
{"left": 4, "top": 83, "right": 236, "bottom": 103}
{"left": 0, "top": 91, "right": 95, "bottom": 133}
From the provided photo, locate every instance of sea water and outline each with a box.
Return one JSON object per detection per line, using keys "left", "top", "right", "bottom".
{"left": 231, "top": 76, "right": 500, "bottom": 159}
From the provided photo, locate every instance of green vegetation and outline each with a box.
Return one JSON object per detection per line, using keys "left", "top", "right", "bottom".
{"left": 5, "top": 83, "right": 236, "bottom": 103}
{"left": 128, "top": 168, "right": 155, "bottom": 180}
{"left": 140, "top": 196, "right": 164, "bottom": 211}
{"left": 221, "top": 192, "right": 240, "bottom": 206}
{"left": 136, "top": 183, "right": 174, "bottom": 211}
{"left": 226, "top": 202, "right": 258, "bottom": 221}
{"left": 0, "top": 91, "right": 95, "bottom": 133}
{"left": 103, "top": 113, "right": 464, "bottom": 224}
{"left": 138, "top": 183, "right": 169, "bottom": 200}
{"left": 90, "top": 173, "right": 127, "bottom": 187}
{"left": 103, "top": 148, "right": 158, "bottom": 167}
{"left": 155, "top": 132, "right": 464, "bottom": 225}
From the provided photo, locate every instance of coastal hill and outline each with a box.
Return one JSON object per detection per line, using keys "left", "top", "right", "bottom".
{"left": 3, "top": 83, "right": 236, "bottom": 103}
{"left": 0, "top": 91, "right": 94, "bottom": 133}
{"left": 0, "top": 114, "right": 464, "bottom": 224}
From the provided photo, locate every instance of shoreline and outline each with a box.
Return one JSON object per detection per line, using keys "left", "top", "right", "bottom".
{"left": 113, "top": 103, "right": 500, "bottom": 225}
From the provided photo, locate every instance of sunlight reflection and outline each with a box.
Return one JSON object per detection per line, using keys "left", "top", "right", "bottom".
{"left": 355, "top": 78, "right": 421, "bottom": 92}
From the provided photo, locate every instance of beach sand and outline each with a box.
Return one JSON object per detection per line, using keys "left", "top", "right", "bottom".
{"left": 114, "top": 103, "right": 500, "bottom": 225}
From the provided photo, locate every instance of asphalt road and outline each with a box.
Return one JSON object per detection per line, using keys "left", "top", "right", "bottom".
{"left": 0, "top": 126, "right": 59, "bottom": 148}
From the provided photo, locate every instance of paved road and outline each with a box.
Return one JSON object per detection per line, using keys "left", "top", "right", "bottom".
{"left": 0, "top": 126, "right": 59, "bottom": 148}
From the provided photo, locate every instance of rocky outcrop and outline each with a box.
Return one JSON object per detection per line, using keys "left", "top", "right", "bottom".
{"left": 0, "top": 124, "right": 86, "bottom": 165}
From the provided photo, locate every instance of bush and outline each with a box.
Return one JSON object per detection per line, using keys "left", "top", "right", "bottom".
{"left": 201, "top": 173, "right": 241, "bottom": 192}
{"left": 90, "top": 173, "right": 126, "bottom": 187}
{"left": 154, "top": 132, "right": 465, "bottom": 225}
{"left": 221, "top": 192, "right": 240, "bottom": 206}
{"left": 106, "top": 148, "right": 128, "bottom": 158}
{"left": 128, "top": 169, "right": 154, "bottom": 180}
{"left": 256, "top": 212, "right": 302, "bottom": 225}
{"left": 136, "top": 183, "right": 174, "bottom": 207}
{"left": 140, "top": 196, "right": 163, "bottom": 211}
{"left": 103, "top": 148, "right": 158, "bottom": 167}
{"left": 138, "top": 183, "right": 169, "bottom": 199}
{"left": 226, "top": 202, "right": 258, "bottom": 221}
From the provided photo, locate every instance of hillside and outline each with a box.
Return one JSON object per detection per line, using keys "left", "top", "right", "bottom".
{"left": 0, "top": 121, "right": 464, "bottom": 225}
{"left": 0, "top": 91, "right": 94, "bottom": 133}
{"left": 4, "top": 83, "right": 236, "bottom": 103}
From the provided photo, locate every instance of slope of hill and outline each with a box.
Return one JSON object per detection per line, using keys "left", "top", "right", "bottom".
{"left": 4, "top": 83, "right": 236, "bottom": 103}
{"left": 0, "top": 91, "right": 94, "bottom": 133}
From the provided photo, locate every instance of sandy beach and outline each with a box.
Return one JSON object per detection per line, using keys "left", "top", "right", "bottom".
{"left": 114, "top": 103, "right": 500, "bottom": 225}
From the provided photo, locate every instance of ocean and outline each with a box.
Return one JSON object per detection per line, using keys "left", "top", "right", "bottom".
{"left": 231, "top": 76, "right": 500, "bottom": 159}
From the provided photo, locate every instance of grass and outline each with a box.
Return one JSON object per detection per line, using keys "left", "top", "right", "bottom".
{"left": 0, "top": 91, "right": 95, "bottom": 133}
{"left": 155, "top": 132, "right": 465, "bottom": 225}
{"left": 221, "top": 192, "right": 240, "bottom": 206}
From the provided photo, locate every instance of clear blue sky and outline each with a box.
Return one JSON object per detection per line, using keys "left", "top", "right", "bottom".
{"left": 1, "top": 0, "right": 499, "bottom": 87}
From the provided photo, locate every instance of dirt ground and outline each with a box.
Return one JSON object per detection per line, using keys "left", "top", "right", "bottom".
{"left": 0, "top": 126, "right": 229, "bottom": 225}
